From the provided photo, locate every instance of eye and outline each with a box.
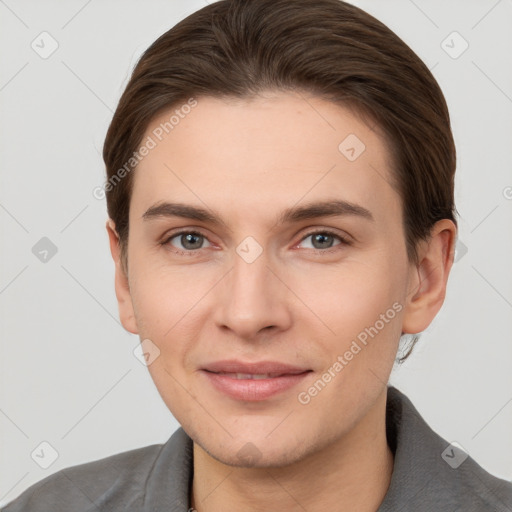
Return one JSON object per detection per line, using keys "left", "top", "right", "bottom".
{"left": 161, "top": 229, "right": 349, "bottom": 254}
{"left": 163, "top": 231, "right": 212, "bottom": 252}
{"left": 298, "top": 230, "right": 349, "bottom": 251}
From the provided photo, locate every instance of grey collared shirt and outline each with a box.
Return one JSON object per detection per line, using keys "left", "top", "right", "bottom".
{"left": 3, "top": 387, "right": 512, "bottom": 511}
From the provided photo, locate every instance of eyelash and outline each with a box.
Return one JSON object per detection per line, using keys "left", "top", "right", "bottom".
{"left": 161, "top": 229, "right": 351, "bottom": 255}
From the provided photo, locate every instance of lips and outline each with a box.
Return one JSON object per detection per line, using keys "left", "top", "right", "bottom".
{"left": 214, "top": 372, "right": 287, "bottom": 379}
{"left": 200, "top": 360, "right": 312, "bottom": 401}
{"left": 202, "top": 360, "right": 310, "bottom": 375}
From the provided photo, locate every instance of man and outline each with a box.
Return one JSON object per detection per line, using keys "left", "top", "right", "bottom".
{"left": 4, "top": 0, "right": 512, "bottom": 510}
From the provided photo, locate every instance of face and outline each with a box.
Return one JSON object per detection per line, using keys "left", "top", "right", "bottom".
{"left": 109, "top": 91, "right": 438, "bottom": 468}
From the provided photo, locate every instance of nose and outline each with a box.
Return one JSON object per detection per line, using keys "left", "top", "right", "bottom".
{"left": 213, "top": 247, "right": 292, "bottom": 341}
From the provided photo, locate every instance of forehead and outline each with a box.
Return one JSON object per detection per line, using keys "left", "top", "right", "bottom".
{"left": 131, "top": 92, "right": 400, "bottom": 227}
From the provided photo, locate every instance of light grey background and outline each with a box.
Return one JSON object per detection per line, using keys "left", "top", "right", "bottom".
{"left": 1, "top": 0, "right": 511, "bottom": 505}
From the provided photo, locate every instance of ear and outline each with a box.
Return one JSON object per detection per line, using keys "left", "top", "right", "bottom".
{"left": 106, "top": 219, "right": 138, "bottom": 334}
{"left": 402, "top": 219, "right": 456, "bottom": 334}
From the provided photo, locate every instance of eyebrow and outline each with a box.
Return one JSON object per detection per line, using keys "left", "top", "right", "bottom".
{"left": 142, "top": 199, "right": 373, "bottom": 226}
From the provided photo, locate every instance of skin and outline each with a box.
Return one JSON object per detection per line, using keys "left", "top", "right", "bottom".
{"left": 107, "top": 91, "right": 456, "bottom": 511}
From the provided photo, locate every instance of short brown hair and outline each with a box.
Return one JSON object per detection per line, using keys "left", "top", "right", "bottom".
{"left": 103, "top": 0, "right": 457, "bottom": 357}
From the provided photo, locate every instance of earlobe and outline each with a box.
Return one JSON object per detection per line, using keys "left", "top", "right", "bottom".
{"left": 106, "top": 220, "right": 139, "bottom": 335}
{"left": 401, "top": 219, "right": 456, "bottom": 334}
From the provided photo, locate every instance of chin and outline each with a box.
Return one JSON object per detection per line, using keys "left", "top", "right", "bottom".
{"left": 207, "top": 441, "right": 310, "bottom": 469}
{"left": 191, "top": 425, "right": 318, "bottom": 469}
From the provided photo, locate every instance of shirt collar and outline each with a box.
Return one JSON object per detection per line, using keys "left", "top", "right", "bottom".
{"left": 143, "top": 425, "right": 193, "bottom": 511}
{"left": 142, "top": 386, "right": 504, "bottom": 511}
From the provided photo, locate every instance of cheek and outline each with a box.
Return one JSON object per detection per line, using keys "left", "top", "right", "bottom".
{"left": 285, "top": 252, "right": 408, "bottom": 399}
{"left": 293, "top": 259, "right": 405, "bottom": 414}
{"left": 286, "top": 254, "right": 406, "bottom": 337}
{"left": 127, "top": 247, "right": 215, "bottom": 335}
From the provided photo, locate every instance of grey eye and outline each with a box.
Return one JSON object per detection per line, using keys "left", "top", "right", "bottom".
{"left": 168, "top": 232, "right": 211, "bottom": 251}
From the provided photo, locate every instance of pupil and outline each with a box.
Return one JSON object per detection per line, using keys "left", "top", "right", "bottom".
{"left": 182, "top": 233, "right": 202, "bottom": 249}
{"left": 313, "top": 233, "right": 332, "bottom": 249}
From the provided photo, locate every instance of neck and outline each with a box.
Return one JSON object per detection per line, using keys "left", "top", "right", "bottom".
{"left": 190, "top": 389, "right": 394, "bottom": 512}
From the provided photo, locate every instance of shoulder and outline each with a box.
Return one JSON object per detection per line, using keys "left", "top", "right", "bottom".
{"left": 455, "top": 457, "right": 512, "bottom": 510}
{"left": 2, "top": 443, "right": 163, "bottom": 512}
{"left": 424, "top": 444, "right": 512, "bottom": 510}
{"left": 383, "top": 387, "right": 512, "bottom": 511}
